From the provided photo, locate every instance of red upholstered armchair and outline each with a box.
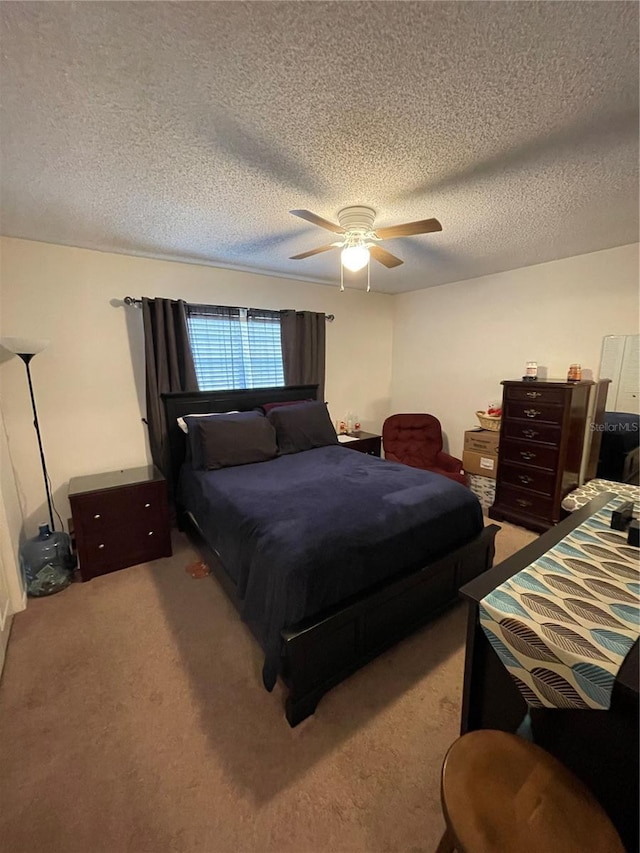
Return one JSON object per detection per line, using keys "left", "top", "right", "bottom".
{"left": 382, "top": 414, "right": 469, "bottom": 486}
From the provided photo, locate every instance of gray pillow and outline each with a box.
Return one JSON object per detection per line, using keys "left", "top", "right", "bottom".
{"left": 184, "top": 411, "right": 277, "bottom": 469}
{"left": 267, "top": 401, "right": 338, "bottom": 455}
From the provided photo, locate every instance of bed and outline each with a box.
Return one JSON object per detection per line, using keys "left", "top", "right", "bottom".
{"left": 163, "top": 385, "right": 499, "bottom": 725}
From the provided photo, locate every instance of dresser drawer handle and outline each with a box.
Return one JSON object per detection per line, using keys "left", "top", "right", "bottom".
{"left": 524, "top": 408, "right": 541, "bottom": 418}
{"left": 520, "top": 451, "right": 536, "bottom": 461}
{"left": 148, "top": 531, "right": 154, "bottom": 536}
{"left": 516, "top": 498, "right": 532, "bottom": 508}
{"left": 94, "top": 513, "right": 101, "bottom": 519}
{"left": 98, "top": 543, "right": 105, "bottom": 550}
{"left": 144, "top": 503, "right": 151, "bottom": 508}
{"left": 522, "top": 429, "right": 538, "bottom": 439}
{"left": 526, "top": 391, "right": 542, "bottom": 399}
{"left": 519, "top": 475, "right": 533, "bottom": 484}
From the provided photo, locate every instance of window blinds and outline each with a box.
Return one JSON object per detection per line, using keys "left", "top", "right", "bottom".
{"left": 186, "top": 304, "right": 285, "bottom": 391}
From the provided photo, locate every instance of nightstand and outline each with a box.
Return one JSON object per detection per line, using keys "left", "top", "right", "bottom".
{"left": 339, "top": 431, "right": 382, "bottom": 457}
{"left": 69, "top": 465, "right": 172, "bottom": 581}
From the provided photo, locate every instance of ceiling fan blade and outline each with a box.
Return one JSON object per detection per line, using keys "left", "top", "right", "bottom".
{"left": 369, "top": 245, "right": 403, "bottom": 268}
{"left": 375, "top": 218, "right": 442, "bottom": 240}
{"left": 289, "top": 243, "right": 340, "bottom": 260}
{"left": 290, "top": 209, "right": 344, "bottom": 234}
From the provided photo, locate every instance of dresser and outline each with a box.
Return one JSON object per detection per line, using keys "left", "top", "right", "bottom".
{"left": 338, "top": 431, "right": 382, "bottom": 457}
{"left": 488, "top": 379, "right": 593, "bottom": 532}
{"left": 69, "top": 466, "right": 172, "bottom": 581}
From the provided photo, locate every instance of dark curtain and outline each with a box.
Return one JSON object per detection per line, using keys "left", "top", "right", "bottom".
{"left": 142, "top": 297, "right": 198, "bottom": 474}
{"left": 280, "top": 310, "right": 326, "bottom": 400}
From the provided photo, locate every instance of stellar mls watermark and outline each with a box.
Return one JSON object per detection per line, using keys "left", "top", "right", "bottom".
{"left": 590, "top": 422, "right": 639, "bottom": 432}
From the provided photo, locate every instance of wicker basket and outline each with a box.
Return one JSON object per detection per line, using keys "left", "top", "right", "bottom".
{"left": 476, "top": 411, "right": 502, "bottom": 431}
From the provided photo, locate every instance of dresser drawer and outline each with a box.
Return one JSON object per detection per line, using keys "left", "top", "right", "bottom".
{"left": 502, "top": 419, "right": 561, "bottom": 446}
{"left": 505, "top": 385, "right": 567, "bottom": 405}
{"left": 499, "top": 462, "right": 556, "bottom": 497}
{"left": 505, "top": 401, "right": 564, "bottom": 425}
{"left": 501, "top": 439, "right": 558, "bottom": 471}
{"left": 495, "top": 484, "right": 554, "bottom": 520}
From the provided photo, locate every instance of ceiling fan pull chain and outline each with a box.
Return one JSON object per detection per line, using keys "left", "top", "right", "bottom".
{"left": 340, "top": 262, "right": 344, "bottom": 292}
{"left": 367, "top": 260, "right": 371, "bottom": 293}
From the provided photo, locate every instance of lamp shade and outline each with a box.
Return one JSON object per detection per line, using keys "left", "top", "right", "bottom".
{"left": 0, "top": 337, "right": 50, "bottom": 356}
{"left": 341, "top": 245, "right": 370, "bottom": 273}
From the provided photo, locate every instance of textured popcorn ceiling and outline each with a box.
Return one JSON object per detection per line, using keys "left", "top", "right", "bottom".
{"left": 1, "top": 2, "right": 638, "bottom": 293}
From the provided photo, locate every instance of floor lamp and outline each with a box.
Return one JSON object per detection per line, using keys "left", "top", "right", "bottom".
{"left": 1, "top": 336, "right": 55, "bottom": 531}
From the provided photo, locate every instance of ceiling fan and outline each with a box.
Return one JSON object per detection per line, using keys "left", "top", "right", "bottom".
{"left": 288, "top": 206, "right": 442, "bottom": 273}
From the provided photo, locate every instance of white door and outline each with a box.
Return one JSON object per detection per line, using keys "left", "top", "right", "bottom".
{"left": 601, "top": 334, "right": 640, "bottom": 414}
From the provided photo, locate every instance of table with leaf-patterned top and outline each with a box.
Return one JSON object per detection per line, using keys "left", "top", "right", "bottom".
{"left": 459, "top": 492, "right": 639, "bottom": 852}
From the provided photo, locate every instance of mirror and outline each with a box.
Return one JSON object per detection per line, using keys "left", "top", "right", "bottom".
{"left": 596, "top": 334, "right": 639, "bottom": 484}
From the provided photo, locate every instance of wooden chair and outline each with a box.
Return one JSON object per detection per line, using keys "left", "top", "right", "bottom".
{"left": 437, "top": 730, "right": 625, "bottom": 853}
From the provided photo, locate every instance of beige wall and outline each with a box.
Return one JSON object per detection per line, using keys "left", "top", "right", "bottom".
{"left": 390, "top": 243, "right": 640, "bottom": 458}
{"left": 1, "top": 235, "right": 638, "bottom": 583}
{"left": 0, "top": 355, "right": 27, "bottom": 649}
{"left": 0, "top": 237, "right": 394, "bottom": 537}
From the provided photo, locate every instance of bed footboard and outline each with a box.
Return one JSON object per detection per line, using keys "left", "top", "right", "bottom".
{"left": 281, "top": 524, "right": 499, "bottom": 726}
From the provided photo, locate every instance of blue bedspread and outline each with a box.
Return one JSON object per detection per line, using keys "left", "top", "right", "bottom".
{"left": 179, "top": 445, "right": 483, "bottom": 689}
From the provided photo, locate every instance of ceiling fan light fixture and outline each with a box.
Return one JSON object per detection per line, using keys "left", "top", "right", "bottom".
{"left": 341, "top": 244, "right": 370, "bottom": 273}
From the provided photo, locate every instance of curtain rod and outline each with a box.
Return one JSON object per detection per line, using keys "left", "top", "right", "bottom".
{"left": 122, "top": 297, "right": 334, "bottom": 322}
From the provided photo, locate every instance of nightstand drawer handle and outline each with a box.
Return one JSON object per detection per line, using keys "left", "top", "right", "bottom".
{"left": 519, "top": 475, "right": 533, "bottom": 484}
{"left": 516, "top": 498, "right": 532, "bottom": 508}
{"left": 144, "top": 503, "right": 151, "bottom": 508}
{"left": 526, "top": 391, "right": 542, "bottom": 399}
{"left": 98, "top": 543, "right": 105, "bottom": 549}
{"left": 148, "top": 531, "right": 154, "bottom": 536}
{"left": 522, "top": 429, "right": 538, "bottom": 438}
{"left": 524, "top": 408, "right": 541, "bottom": 418}
{"left": 520, "top": 451, "right": 536, "bottom": 461}
{"left": 94, "top": 513, "right": 101, "bottom": 519}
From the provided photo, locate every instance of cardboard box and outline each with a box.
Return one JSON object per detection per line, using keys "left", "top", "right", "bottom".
{"left": 464, "top": 428, "right": 500, "bottom": 455}
{"left": 463, "top": 449, "right": 498, "bottom": 479}
{"left": 468, "top": 473, "right": 496, "bottom": 511}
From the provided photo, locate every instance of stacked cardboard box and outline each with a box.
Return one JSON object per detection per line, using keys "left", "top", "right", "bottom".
{"left": 467, "top": 473, "right": 496, "bottom": 511}
{"left": 463, "top": 429, "right": 499, "bottom": 511}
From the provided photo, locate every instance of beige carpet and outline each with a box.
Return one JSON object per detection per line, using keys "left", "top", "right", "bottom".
{"left": 0, "top": 519, "right": 535, "bottom": 853}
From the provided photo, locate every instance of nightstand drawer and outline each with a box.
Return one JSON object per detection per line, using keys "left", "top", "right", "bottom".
{"left": 341, "top": 433, "right": 382, "bottom": 457}
{"left": 505, "top": 401, "right": 565, "bottom": 425}
{"left": 501, "top": 439, "right": 558, "bottom": 471}
{"left": 70, "top": 490, "right": 130, "bottom": 532}
{"left": 71, "top": 482, "right": 167, "bottom": 532}
{"left": 81, "top": 520, "right": 170, "bottom": 575}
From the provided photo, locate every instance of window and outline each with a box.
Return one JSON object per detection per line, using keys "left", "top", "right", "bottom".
{"left": 186, "top": 304, "right": 285, "bottom": 391}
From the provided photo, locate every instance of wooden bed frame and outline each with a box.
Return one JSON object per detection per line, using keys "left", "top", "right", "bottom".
{"left": 162, "top": 385, "right": 499, "bottom": 726}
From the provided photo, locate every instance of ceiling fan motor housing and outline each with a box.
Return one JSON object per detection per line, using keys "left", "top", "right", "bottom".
{"left": 337, "top": 206, "right": 376, "bottom": 235}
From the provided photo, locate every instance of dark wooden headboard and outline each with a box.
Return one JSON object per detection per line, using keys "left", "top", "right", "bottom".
{"left": 161, "top": 384, "right": 319, "bottom": 504}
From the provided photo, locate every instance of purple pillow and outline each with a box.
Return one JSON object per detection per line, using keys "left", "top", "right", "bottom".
{"left": 261, "top": 399, "right": 314, "bottom": 414}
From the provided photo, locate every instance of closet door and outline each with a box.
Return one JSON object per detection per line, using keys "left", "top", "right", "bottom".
{"left": 601, "top": 334, "right": 640, "bottom": 414}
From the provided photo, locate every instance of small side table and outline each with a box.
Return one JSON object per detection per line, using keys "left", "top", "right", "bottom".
{"left": 69, "top": 465, "right": 172, "bottom": 581}
{"left": 338, "top": 431, "right": 382, "bottom": 457}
